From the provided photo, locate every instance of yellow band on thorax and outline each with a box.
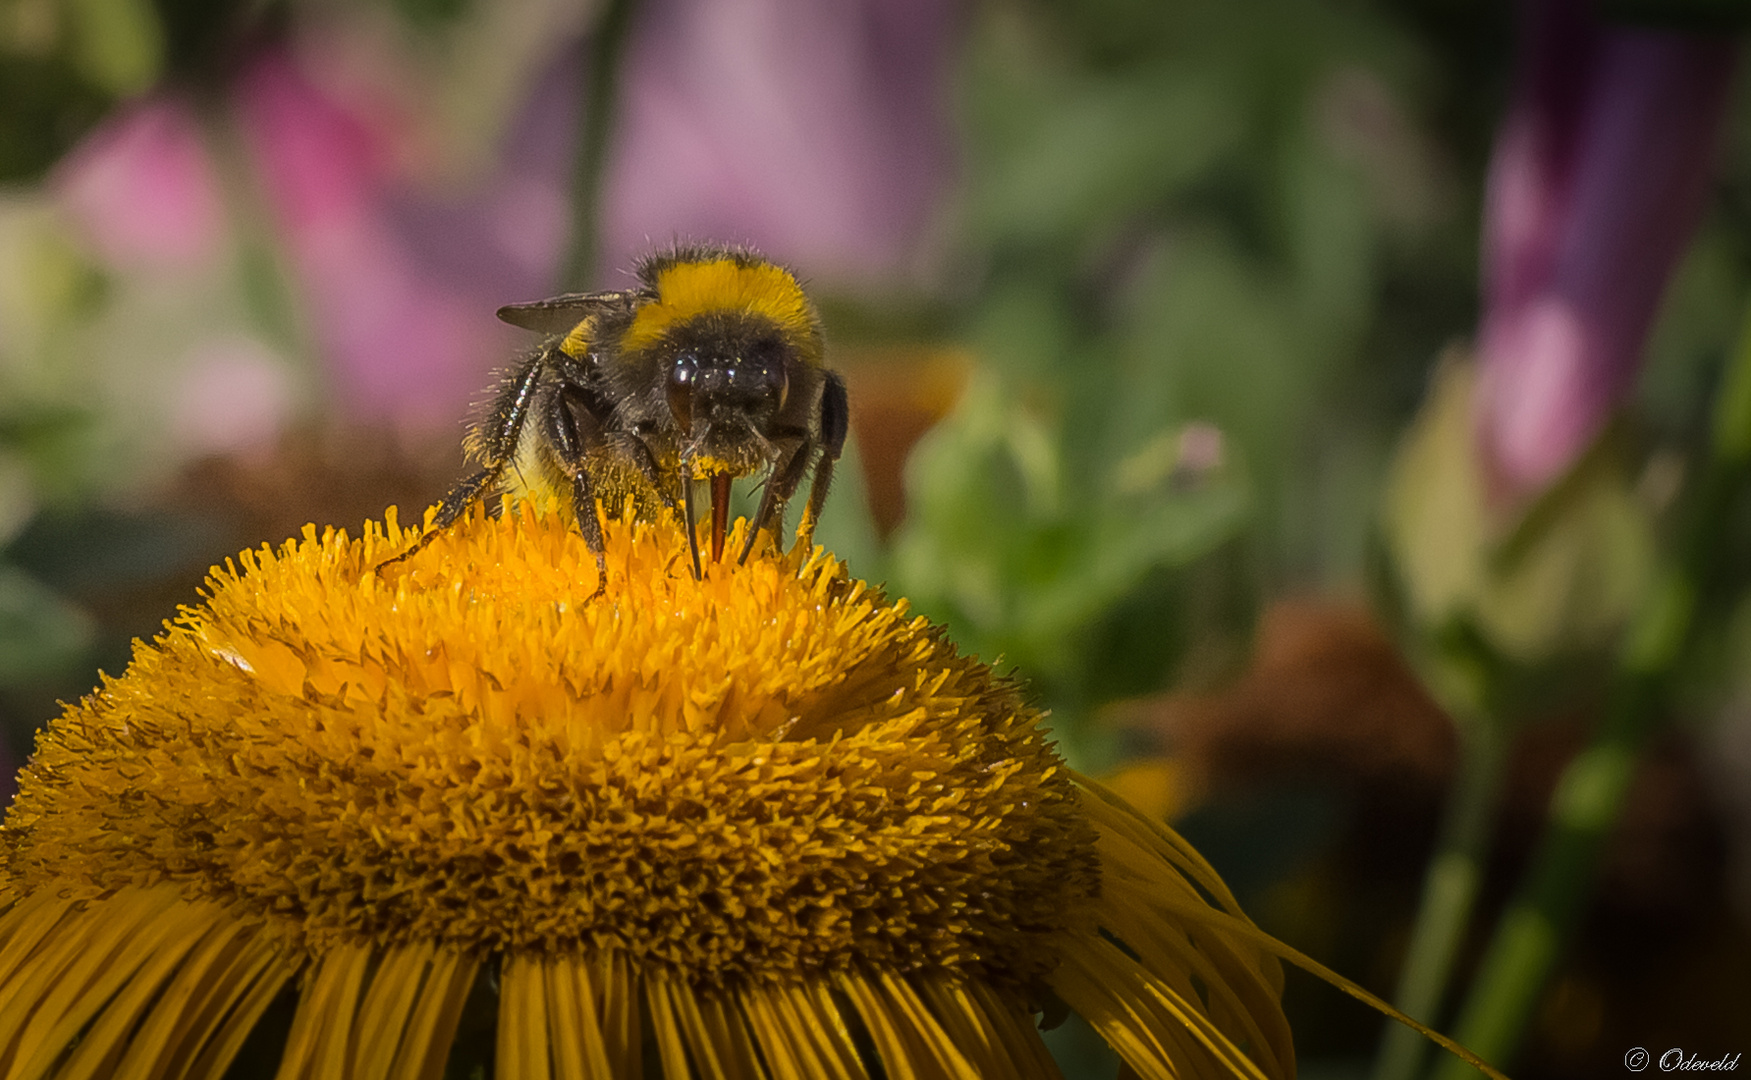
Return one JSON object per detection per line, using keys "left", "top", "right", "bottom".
{"left": 623, "top": 259, "right": 815, "bottom": 354}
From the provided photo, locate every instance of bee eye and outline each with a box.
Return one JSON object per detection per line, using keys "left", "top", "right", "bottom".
{"left": 743, "top": 341, "right": 788, "bottom": 410}
{"left": 767, "top": 359, "right": 789, "bottom": 411}
{"left": 667, "top": 352, "right": 698, "bottom": 433}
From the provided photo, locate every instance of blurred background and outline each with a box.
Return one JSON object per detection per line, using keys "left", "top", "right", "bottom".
{"left": 2, "top": 0, "right": 1750, "bottom": 1077}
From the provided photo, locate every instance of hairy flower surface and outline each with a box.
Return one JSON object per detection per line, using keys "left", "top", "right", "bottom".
{"left": 0, "top": 505, "right": 1298, "bottom": 1079}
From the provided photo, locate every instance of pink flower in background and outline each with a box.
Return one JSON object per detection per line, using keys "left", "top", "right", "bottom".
{"left": 1474, "top": 0, "right": 1737, "bottom": 505}
{"left": 235, "top": 51, "right": 393, "bottom": 235}
{"left": 41, "top": 0, "right": 960, "bottom": 434}
{"left": 53, "top": 97, "right": 225, "bottom": 271}
{"left": 235, "top": 52, "right": 517, "bottom": 429}
{"left": 601, "top": 0, "right": 958, "bottom": 285}
{"left": 172, "top": 336, "right": 296, "bottom": 458}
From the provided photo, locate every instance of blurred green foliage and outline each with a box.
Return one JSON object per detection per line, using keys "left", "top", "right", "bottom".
{"left": 862, "top": 0, "right": 1505, "bottom": 762}
{"left": 0, "top": 0, "right": 160, "bottom": 179}
{"left": 1382, "top": 363, "right": 1656, "bottom": 717}
{"left": 0, "top": 0, "right": 485, "bottom": 186}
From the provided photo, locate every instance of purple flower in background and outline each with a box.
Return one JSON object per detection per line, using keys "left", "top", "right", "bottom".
{"left": 1474, "top": 0, "right": 1737, "bottom": 505}
{"left": 601, "top": 0, "right": 957, "bottom": 285}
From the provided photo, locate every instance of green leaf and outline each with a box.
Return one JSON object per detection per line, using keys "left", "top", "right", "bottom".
{"left": 0, "top": 564, "right": 94, "bottom": 687}
{"left": 891, "top": 371, "right": 1248, "bottom": 677}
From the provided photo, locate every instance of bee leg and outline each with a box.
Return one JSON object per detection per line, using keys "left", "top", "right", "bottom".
{"left": 379, "top": 349, "right": 547, "bottom": 571}
{"left": 622, "top": 427, "right": 677, "bottom": 511}
{"left": 796, "top": 370, "right": 850, "bottom": 555}
{"left": 548, "top": 387, "right": 611, "bottom": 596}
{"left": 737, "top": 441, "right": 810, "bottom": 565}
{"left": 680, "top": 460, "right": 703, "bottom": 580}
{"left": 568, "top": 468, "right": 609, "bottom": 598}
{"left": 796, "top": 454, "right": 836, "bottom": 555}
{"left": 375, "top": 467, "right": 499, "bottom": 570}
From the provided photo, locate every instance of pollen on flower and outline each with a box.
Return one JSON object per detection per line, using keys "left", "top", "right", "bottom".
{"left": 0, "top": 502, "right": 1099, "bottom": 984}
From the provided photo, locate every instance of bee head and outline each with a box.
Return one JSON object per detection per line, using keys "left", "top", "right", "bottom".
{"left": 661, "top": 314, "right": 799, "bottom": 465}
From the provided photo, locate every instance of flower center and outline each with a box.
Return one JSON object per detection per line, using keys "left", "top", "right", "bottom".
{"left": 0, "top": 506, "right": 1099, "bottom": 986}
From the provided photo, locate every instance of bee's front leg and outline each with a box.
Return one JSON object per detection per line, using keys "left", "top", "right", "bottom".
{"left": 617, "top": 425, "right": 679, "bottom": 512}
{"left": 679, "top": 457, "right": 703, "bottom": 581}
{"left": 738, "top": 439, "right": 811, "bottom": 565}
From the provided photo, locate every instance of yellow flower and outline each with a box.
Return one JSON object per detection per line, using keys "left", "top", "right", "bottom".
{"left": 0, "top": 504, "right": 1487, "bottom": 1080}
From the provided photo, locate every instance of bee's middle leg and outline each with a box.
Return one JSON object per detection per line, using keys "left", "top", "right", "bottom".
{"left": 738, "top": 440, "right": 812, "bottom": 564}
{"left": 795, "top": 371, "right": 849, "bottom": 556}
{"left": 795, "top": 453, "right": 837, "bottom": 556}
{"left": 567, "top": 467, "right": 609, "bottom": 596}
{"left": 547, "top": 390, "right": 610, "bottom": 595}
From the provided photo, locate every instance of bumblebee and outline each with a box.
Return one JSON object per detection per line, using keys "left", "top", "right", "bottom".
{"left": 389, "top": 244, "right": 848, "bottom": 586}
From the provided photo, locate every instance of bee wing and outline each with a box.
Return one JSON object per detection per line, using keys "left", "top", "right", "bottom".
{"left": 495, "top": 290, "right": 645, "bottom": 335}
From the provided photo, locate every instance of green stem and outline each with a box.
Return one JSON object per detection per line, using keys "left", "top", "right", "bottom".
{"left": 1432, "top": 294, "right": 1751, "bottom": 1079}
{"left": 560, "top": 0, "right": 640, "bottom": 290}
{"left": 1369, "top": 719, "right": 1505, "bottom": 1080}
